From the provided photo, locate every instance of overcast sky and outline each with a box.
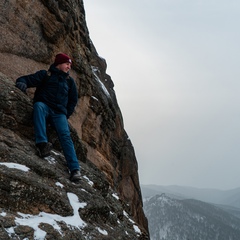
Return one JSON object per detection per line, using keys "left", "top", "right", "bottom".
{"left": 84, "top": 0, "right": 240, "bottom": 190}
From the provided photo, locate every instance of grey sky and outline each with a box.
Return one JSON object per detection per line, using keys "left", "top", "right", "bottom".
{"left": 84, "top": 0, "right": 240, "bottom": 190}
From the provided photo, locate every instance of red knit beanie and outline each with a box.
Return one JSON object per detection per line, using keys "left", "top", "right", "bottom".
{"left": 54, "top": 53, "right": 72, "bottom": 66}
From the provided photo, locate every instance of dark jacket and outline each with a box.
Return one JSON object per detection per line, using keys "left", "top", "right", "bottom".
{"left": 16, "top": 64, "right": 78, "bottom": 118}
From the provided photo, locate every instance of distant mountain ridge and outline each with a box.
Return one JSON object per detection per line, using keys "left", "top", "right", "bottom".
{"left": 141, "top": 184, "right": 240, "bottom": 209}
{"left": 144, "top": 193, "right": 240, "bottom": 240}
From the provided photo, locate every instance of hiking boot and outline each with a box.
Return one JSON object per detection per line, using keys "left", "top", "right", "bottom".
{"left": 70, "top": 170, "right": 81, "bottom": 182}
{"left": 36, "top": 142, "right": 52, "bottom": 158}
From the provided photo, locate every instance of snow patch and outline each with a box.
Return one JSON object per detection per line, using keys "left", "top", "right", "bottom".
{"left": 123, "top": 211, "right": 134, "bottom": 224}
{"left": 91, "top": 66, "right": 110, "bottom": 98}
{"left": 51, "top": 150, "right": 61, "bottom": 156}
{"left": 55, "top": 182, "right": 64, "bottom": 188}
{"left": 0, "top": 212, "right": 7, "bottom": 217}
{"left": 0, "top": 162, "right": 29, "bottom": 172}
{"left": 5, "top": 192, "right": 87, "bottom": 239}
{"left": 91, "top": 96, "right": 99, "bottom": 101}
{"left": 44, "top": 155, "right": 56, "bottom": 164}
{"left": 83, "top": 175, "right": 94, "bottom": 186}
{"left": 123, "top": 211, "right": 142, "bottom": 235}
{"left": 96, "top": 227, "right": 108, "bottom": 235}
{"left": 133, "top": 225, "right": 141, "bottom": 234}
{"left": 5, "top": 227, "right": 15, "bottom": 236}
{"left": 112, "top": 193, "right": 119, "bottom": 200}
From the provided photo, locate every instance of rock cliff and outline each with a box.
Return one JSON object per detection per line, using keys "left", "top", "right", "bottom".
{"left": 0, "top": 0, "right": 149, "bottom": 239}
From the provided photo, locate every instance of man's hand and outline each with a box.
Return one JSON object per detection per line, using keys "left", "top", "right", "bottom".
{"left": 16, "top": 82, "right": 27, "bottom": 92}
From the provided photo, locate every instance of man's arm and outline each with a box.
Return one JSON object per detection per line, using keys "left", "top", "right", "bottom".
{"left": 16, "top": 70, "right": 47, "bottom": 92}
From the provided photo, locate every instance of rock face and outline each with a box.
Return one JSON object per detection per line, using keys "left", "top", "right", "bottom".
{"left": 0, "top": 0, "right": 149, "bottom": 239}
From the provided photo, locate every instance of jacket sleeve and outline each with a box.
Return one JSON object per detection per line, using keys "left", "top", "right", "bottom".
{"left": 67, "top": 77, "right": 78, "bottom": 118}
{"left": 16, "top": 70, "right": 47, "bottom": 88}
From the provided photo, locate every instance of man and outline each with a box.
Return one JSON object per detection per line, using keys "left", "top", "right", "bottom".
{"left": 16, "top": 53, "right": 81, "bottom": 182}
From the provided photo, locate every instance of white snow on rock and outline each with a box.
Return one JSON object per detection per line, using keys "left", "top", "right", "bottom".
{"left": 5, "top": 192, "right": 87, "bottom": 239}
{"left": 91, "top": 66, "right": 110, "bottom": 98}
{"left": 91, "top": 96, "right": 99, "bottom": 101}
{"left": 0, "top": 162, "right": 29, "bottom": 172}
{"left": 96, "top": 227, "right": 108, "bottom": 235}
{"left": 133, "top": 225, "right": 141, "bottom": 234}
{"left": 51, "top": 150, "right": 61, "bottom": 156}
{"left": 0, "top": 212, "right": 7, "bottom": 217}
{"left": 44, "top": 155, "right": 56, "bottom": 164}
{"left": 112, "top": 193, "right": 119, "bottom": 200}
{"left": 123, "top": 210, "right": 142, "bottom": 235}
{"left": 55, "top": 182, "right": 64, "bottom": 188}
{"left": 83, "top": 175, "right": 94, "bottom": 186}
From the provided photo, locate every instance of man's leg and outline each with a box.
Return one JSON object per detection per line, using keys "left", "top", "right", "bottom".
{"left": 50, "top": 111, "right": 80, "bottom": 180}
{"left": 33, "top": 102, "right": 52, "bottom": 157}
{"left": 33, "top": 102, "right": 49, "bottom": 144}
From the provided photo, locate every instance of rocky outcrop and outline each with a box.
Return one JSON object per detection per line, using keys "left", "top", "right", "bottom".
{"left": 0, "top": 0, "right": 149, "bottom": 239}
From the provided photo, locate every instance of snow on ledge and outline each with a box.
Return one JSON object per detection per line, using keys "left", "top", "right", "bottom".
{"left": 91, "top": 66, "right": 110, "bottom": 98}
{"left": 83, "top": 175, "right": 94, "bottom": 186}
{"left": 55, "top": 182, "right": 64, "bottom": 188}
{"left": 112, "top": 193, "right": 119, "bottom": 200}
{"left": 123, "top": 210, "right": 142, "bottom": 235}
{"left": 0, "top": 162, "right": 30, "bottom": 172}
{"left": 5, "top": 192, "right": 87, "bottom": 239}
{"left": 96, "top": 227, "right": 108, "bottom": 235}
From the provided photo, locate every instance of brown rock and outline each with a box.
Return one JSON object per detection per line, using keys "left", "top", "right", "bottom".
{"left": 0, "top": 0, "right": 149, "bottom": 238}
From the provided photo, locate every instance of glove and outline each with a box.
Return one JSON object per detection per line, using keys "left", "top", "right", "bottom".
{"left": 16, "top": 82, "right": 27, "bottom": 92}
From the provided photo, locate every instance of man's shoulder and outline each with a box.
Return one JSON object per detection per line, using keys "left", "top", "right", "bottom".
{"left": 35, "top": 69, "right": 48, "bottom": 77}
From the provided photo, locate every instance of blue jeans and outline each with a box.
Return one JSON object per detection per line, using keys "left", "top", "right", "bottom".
{"left": 33, "top": 102, "right": 80, "bottom": 172}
